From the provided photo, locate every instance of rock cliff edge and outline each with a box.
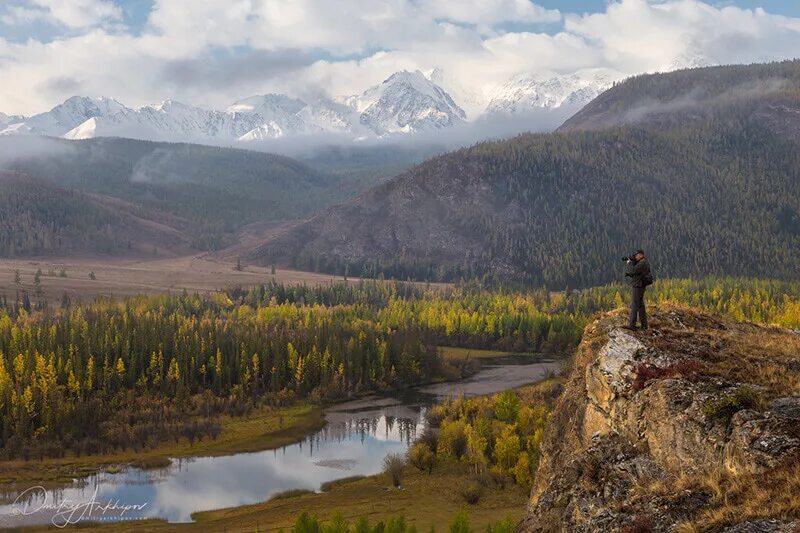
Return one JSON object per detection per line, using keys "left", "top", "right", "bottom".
{"left": 521, "top": 306, "right": 800, "bottom": 532}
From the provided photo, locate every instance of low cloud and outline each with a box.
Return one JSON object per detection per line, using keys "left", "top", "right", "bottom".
{"left": 0, "top": 135, "right": 75, "bottom": 167}
{"left": 621, "top": 77, "right": 791, "bottom": 125}
{"left": 40, "top": 75, "right": 83, "bottom": 95}
{"left": 238, "top": 105, "right": 578, "bottom": 158}
{"left": 130, "top": 148, "right": 191, "bottom": 184}
{"left": 159, "top": 48, "right": 318, "bottom": 94}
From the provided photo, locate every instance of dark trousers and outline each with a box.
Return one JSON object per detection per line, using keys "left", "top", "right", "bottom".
{"left": 629, "top": 286, "right": 647, "bottom": 328}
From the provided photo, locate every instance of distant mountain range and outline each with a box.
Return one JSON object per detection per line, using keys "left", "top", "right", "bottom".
{"left": 251, "top": 60, "right": 800, "bottom": 287}
{"left": 0, "top": 68, "right": 626, "bottom": 144}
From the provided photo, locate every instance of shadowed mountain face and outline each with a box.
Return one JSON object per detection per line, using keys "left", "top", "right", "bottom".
{"left": 0, "top": 137, "right": 418, "bottom": 253}
{"left": 251, "top": 60, "right": 800, "bottom": 288}
{"left": 0, "top": 171, "right": 194, "bottom": 257}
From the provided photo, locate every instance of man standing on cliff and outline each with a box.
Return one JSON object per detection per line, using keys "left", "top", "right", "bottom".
{"left": 624, "top": 249, "right": 652, "bottom": 331}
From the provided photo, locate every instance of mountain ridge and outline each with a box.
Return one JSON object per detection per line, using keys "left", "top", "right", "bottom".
{"left": 0, "top": 66, "right": 629, "bottom": 143}
{"left": 1, "top": 70, "right": 470, "bottom": 143}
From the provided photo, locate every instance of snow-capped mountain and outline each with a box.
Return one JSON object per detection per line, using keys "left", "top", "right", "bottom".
{"left": 1, "top": 96, "right": 126, "bottom": 137}
{"left": 62, "top": 95, "right": 358, "bottom": 142}
{"left": 4, "top": 71, "right": 466, "bottom": 143}
{"left": 65, "top": 98, "right": 286, "bottom": 142}
{"left": 343, "top": 70, "right": 466, "bottom": 135}
{"left": 486, "top": 68, "right": 622, "bottom": 115}
{"left": 0, "top": 112, "right": 24, "bottom": 126}
{"left": 0, "top": 61, "right": 726, "bottom": 145}
{"left": 661, "top": 53, "right": 711, "bottom": 73}
{"left": 232, "top": 95, "right": 357, "bottom": 141}
{"left": 424, "top": 67, "right": 486, "bottom": 119}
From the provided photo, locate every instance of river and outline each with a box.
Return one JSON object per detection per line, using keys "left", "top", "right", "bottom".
{"left": 0, "top": 356, "right": 560, "bottom": 528}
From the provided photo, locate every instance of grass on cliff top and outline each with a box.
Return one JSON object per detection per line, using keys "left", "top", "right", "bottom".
{"left": 614, "top": 304, "right": 800, "bottom": 398}
{"left": 0, "top": 402, "right": 324, "bottom": 489}
{"left": 612, "top": 305, "right": 800, "bottom": 530}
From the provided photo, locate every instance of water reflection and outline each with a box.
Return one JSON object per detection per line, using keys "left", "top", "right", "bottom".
{"left": 0, "top": 358, "right": 559, "bottom": 528}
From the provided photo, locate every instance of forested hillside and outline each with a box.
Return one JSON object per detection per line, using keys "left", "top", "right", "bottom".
{"left": 253, "top": 60, "right": 800, "bottom": 288}
{"left": 559, "top": 59, "right": 800, "bottom": 134}
{"left": 0, "top": 172, "right": 192, "bottom": 256}
{"left": 0, "top": 137, "right": 397, "bottom": 252}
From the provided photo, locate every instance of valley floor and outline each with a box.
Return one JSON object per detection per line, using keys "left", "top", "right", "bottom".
{"left": 0, "top": 253, "right": 354, "bottom": 302}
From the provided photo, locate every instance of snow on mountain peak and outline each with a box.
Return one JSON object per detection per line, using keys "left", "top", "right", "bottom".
{"left": 424, "top": 67, "right": 487, "bottom": 119}
{"left": 227, "top": 94, "right": 306, "bottom": 115}
{"left": 486, "top": 68, "right": 622, "bottom": 114}
{"left": 2, "top": 66, "right": 671, "bottom": 142}
{"left": 352, "top": 69, "right": 466, "bottom": 135}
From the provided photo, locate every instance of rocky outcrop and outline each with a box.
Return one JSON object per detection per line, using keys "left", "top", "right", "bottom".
{"left": 521, "top": 307, "right": 800, "bottom": 532}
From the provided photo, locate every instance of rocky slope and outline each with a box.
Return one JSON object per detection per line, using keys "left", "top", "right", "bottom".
{"left": 521, "top": 306, "right": 800, "bottom": 532}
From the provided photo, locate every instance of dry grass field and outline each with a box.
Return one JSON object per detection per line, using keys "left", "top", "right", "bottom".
{"left": 0, "top": 253, "right": 355, "bottom": 303}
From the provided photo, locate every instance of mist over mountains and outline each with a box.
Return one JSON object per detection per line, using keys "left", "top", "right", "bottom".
{"left": 0, "top": 67, "right": 621, "bottom": 145}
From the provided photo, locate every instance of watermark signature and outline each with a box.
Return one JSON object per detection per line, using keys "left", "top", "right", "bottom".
{"left": 9, "top": 486, "right": 148, "bottom": 528}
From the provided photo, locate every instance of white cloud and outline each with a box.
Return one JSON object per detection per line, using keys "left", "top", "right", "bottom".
{"left": 0, "top": 0, "right": 799, "bottom": 116}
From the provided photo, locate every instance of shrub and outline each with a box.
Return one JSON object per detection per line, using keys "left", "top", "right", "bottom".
{"left": 487, "top": 518, "right": 515, "bottom": 533}
{"left": 292, "top": 512, "right": 321, "bottom": 533}
{"left": 325, "top": 512, "right": 350, "bottom": 533}
{"left": 513, "top": 451, "right": 533, "bottom": 486}
{"left": 621, "top": 515, "right": 654, "bottom": 533}
{"left": 417, "top": 426, "right": 439, "bottom": 451}
{"left": 383, "top": 452, "right": 406, "bottom": 487}
{"left": 449, "top": 511, "right": 472, "bottom": 533}
{"left": 409, "top": 442, "right": 435, "bottom": 474}
{"left": 702, "top": 386, "right": 763, "bottom": 425}
{"left": 438, "top": 420, "right": 468, "bottom": 459}
{"left": 268, "top": 488, "right": 314, "bottom": 501}
{"left": 493, "top": 391, "right": 520, "bottom": 423}
{"left": 461, "top": 481, "right": 482, "bottom": 504}
{"left": 493, "top": 425, "right": 521, "bottom": 471}
{"left": 633, "top": 361, "right": 703, "bottom": 391}
{"left": 427, "top": 403, "right": 449, "bottom": 427}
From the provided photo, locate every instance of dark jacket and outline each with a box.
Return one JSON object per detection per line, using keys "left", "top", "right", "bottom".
{"left": 625, "top": 257, "right": 651, "bottom": 288}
